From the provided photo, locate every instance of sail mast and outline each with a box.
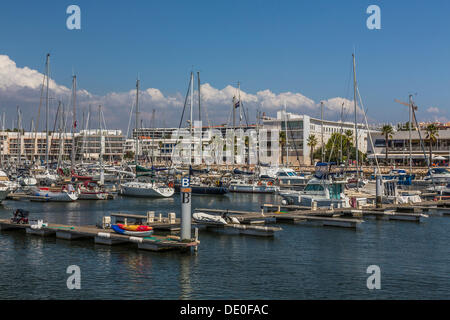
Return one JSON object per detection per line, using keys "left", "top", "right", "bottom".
{"left": 197, "top": 71, "right": 201, "bottom": 122}
{"left": 190, "top": 72, "right": 194, "bottom": 134}
{"left": 352, "top": 53, "right": 359, "bottom": 190}
{"left": 45, "top": 53, "right": 50, "bottom": 169}
{"left": 71, "top": 75, "right": 77, "bottom": 170}
{"left": 135, "top": 79, "right": 140, "bottom": 166}
{"left": 99, "top": 105, "right": 104, "bottom": 185}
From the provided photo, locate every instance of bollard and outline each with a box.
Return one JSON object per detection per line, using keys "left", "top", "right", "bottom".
{"left": 147, "top": 211, "right": 155, "bottom": 223}
{"left": 194, "top": 227, "right": 199, "bottom": 253}
{"left": 180, "top": 177, "right": 192, "bottom": 241}
{"left": 376, "top": 173, "right": 383, "bottom": 208}
{"left": 312, "top": 200, "right": 317, "bottom": 211}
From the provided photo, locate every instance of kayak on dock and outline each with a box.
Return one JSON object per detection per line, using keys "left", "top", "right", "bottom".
{"left": 111, "top": 224, "right": 154, "bottom": 236}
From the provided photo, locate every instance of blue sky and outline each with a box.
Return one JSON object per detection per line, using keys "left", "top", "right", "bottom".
{"left": 0, "top": 0, "right": 449, "bottom": 130}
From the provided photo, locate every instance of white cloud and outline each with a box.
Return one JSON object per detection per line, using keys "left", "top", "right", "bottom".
{"left": 426, "top": 107, "right": 440, "bottom": 113}
{"left": 0, "top": 54, "right": 365, "bottom": 132}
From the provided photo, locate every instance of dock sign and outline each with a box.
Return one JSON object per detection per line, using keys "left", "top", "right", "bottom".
{"left": 180, "top": 177, "right": 191, "bottom": 194}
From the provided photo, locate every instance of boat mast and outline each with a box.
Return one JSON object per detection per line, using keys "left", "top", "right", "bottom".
{"left": 284, "top": 101, "right": 288, "bottom": 167}
{"left": 99, "top": 105, "right": 104, "bottom": 185}
{"left": 190, "top": 71, "right": 194, "bottom": 135}
{"left": 135, "top": 79, "right": 140, "bottom": 166}
{"left": 352, "top": 53, "right": 359, "bottom": 190}
{"left": 45, "top": 53, "right": 50, "bottom": 170}
{"left": 71, "top": 75, "right": 77, "bottom": 171}
{"left": 197, "top": 71, "right": 201, "bottom": 122}
{"left": 321, "top": 101, "right": 324, "bottom": 163}
{"left": 1, "top": 111, "right": 4, "bottom": 167}
{"left": 408, "top": 94, "right": 413, "bottom": 173}
{"left": 17, "top": 106, "right": 22, "bottom": 166}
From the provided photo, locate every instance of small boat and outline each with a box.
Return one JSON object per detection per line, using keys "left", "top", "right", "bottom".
{"left": 77, "top": 181, "right": 109, "bottom": 200}
{"left": 228, "top": 179, "right": 279, "bottom": 194}
{"left": 111, "top": 224, "right": 154, "bottom": 236}
{"left": 121, "top": 181, "right": 175, "bottom": 198}
{"left": 192, "top": 212, "right": 227, "bottom": 225}
{"left": 32, "top": 185, "right": 78, "bottom": 202}
{"left": 0, "top": 184, "right": 9, "bottom": 203}
{"left": 424, "top": 167, "right": 450, "bottom": 184}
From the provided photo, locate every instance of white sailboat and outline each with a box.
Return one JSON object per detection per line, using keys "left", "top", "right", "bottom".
{"left": 119, "top": 78, "right": 175, "bottom": 198}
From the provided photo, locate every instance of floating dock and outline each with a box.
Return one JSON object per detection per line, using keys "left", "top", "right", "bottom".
{"left": 110, "top": 212, "right": 282, "bottom": 237}
{"left": 0, "top": 219, "right": 198, "bottom": 252}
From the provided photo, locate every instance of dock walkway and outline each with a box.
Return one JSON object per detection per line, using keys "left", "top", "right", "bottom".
{"left": 0, "top": 219, "right": 198, "bottom": 252}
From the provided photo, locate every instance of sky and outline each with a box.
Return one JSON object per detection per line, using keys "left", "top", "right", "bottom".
{"left": 0, "top": 0, "right": 449, "bottom": 135}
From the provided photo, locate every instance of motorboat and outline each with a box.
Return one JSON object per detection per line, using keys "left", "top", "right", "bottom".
{"left": 0, "top": 184, "right": 9, "bottom": 203}
{"left": 260, "top": 166, "right": 309, "bottom": 186}
{"left": 0, "top": 170, "right": 20, "bottom": 192}
{"left": 279, "top": 177, "right": 350, "bottom": 208}
{"left": 424, "top": 167, "right": 450, "bottom": 184}
{"left": 228, "top": 179, "right": 279, "bottom": 194}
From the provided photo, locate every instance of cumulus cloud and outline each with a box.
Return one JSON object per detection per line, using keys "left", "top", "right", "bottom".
{"left": 426, "top": 107, "right": 440, "bottom": 113}
{"left": 0, "top": 54, "right": 363, "bottom": 133}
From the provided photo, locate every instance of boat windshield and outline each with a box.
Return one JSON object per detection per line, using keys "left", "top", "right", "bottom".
{"left": 304, "top": 184, "right": 324, "bottom": 192}
{"left": 430, "top": 168, "right": 450, "bottom": 175}
{"left": 327, "top": 184, "right": 342, "bottom": 200}
{"left": 287, "top": 172, "right": 297, "bottom": 176}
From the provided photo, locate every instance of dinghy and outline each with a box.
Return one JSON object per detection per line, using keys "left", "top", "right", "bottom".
{"left": 192, "top": 212, "right": 227, "bottom": 225}
{"left": 111, "top": 224, "right": 154, "bottom": 236}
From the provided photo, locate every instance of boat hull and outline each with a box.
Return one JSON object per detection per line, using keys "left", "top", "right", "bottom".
{"left": 121, "top": 182, "right": 174, "bottom": 198}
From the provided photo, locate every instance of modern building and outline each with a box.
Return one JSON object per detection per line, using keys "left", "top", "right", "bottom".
{"left": 367, "top": 129, "right": 450, "bottom": 165}
{"left": 263, "top": 110, "right": 377, "bottom": 166}
{"left": 0, "top": 129, "right": 125, "bottom": 163}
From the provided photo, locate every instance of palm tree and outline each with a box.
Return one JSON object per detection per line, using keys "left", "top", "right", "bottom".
{"left": 279, "top": 131, "right": 286, "bottom": 164}
{"left": 425, "top": 124, "right": 439, "bottom": 164}
{"left": 344, "top": 130, "right": 353, "bottom": 162}
{"left": 307, "top": 134, "right": 317, "bottom": 165}
{"left": 381, "top": 124, "right": 394, "bottom": 164}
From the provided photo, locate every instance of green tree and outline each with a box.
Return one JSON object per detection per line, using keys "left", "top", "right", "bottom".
{"left": 279, "top": 131, "right": 286, "bottom": 164}
{"left": 425, "top": 124, "right": 439, "bottom": 163}
{"left": 381, "top": 124, "right": 394, "bottom": 164}
{"left": 307, "top": 134, "right": 317, "bottom": 165}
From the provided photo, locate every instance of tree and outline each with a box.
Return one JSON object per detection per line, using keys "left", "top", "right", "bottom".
{"left": 425, "top": 124, "right": 439, "bottom": 163}
{"left": 124, "top": 151, "right": 134, "bottom": 160}
{"left": 279, "top": 131, "right": 286, "bottom": 164}
{"left": 381, "top": 124, "right": 394, "bottom": 164}
{"left": 307, "top": 134, "right": 317, "bottom": 165}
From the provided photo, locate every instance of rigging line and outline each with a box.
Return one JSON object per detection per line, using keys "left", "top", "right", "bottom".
{"left": 126, "top": 100, "right": 135, "bottom": 139}
{"left": 356, "top": 85, "right": 381, "bottom": 173}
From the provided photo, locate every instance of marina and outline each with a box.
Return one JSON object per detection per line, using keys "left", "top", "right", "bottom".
{"left": 1, "top": 1, "right": 450, "bottom": 303}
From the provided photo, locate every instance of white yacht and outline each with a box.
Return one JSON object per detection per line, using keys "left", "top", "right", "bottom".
{"left": 120, "top": 181, "right": 174, "bottom": 198}
{"left": 259, "top": 167, "right": 309, "bottom": 185}
{"left": 0, "top": 170, "right": 19, "bottom": 193}
{"left": 228, "top": 179, "right": 279, "bottom": 194}
{"left": 424, "top": 167, "right": 450, "bottom": 184}
{"left": 279, "top": 177, "right": 350, "bottom": 208}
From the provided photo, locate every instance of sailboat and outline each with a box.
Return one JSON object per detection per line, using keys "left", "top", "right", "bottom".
{"left": 120, "top": 79, "right": 175, "bottom": 198}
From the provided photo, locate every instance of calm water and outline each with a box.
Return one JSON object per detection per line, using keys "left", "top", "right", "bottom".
{"left": 0, "top": 193, "right": 449, "bottom": 300}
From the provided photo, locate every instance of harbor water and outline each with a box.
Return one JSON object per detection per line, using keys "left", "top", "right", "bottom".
{"left": 0, "top": 193, "right": 449, "bottom": 299}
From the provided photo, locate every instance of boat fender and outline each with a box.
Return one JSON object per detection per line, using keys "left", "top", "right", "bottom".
{"left": 97, "top": 232, "right": 110, "bottom": 238}
{"left": 129, "top": 236, "right": 143, "bottom": 243}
